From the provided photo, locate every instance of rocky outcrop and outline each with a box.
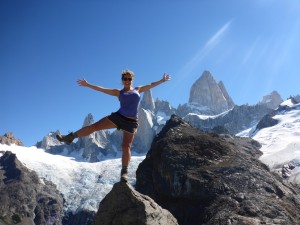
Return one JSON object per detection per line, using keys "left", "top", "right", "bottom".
{"left": 0, "top": 151, "right": 64, "bottom": 225}
{"left": 187, "top": 71, "right": 234, "bottom": 115}
{"left": 92, "top": 182, "right": 178, "bottom": 225}
{"left": 258, "top": 91, "right": 283, "bottom": 109}
{"left": 136, "top": 115, "right": 300, "bottom": 225}
{"left": 255, "top": 110, "right": 278, "bottom": 132}
{"left": 293, "top": 95, "right": 300, "bottom": 103}
{"left": 0, "top": 132, "right": 23, "bottom": 146}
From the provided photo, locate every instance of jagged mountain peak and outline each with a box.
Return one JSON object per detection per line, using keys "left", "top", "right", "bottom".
{"left": 258, "top": 90, "right": 283, "bottom": 109}
{"left": 201, "top": 70, "right": 213, "bottom": 79}
{"left": 0, "top": 132, "right": 23, "bottom": 146}
{"left": 187, "top": 70, "right": 234, "bottom": 115}
{"left": 83, "top": 113, "right": 95, "bottom": 127}
{"left": 139, "top": 90, "right": 155, "bottom": 112}
{"left": 218, "top": 80, "right": 235, "bottom": 109}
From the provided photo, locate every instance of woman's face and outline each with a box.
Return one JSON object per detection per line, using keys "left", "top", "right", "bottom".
{"left": 122, "top": 74, "right": 133, "bottom": 86}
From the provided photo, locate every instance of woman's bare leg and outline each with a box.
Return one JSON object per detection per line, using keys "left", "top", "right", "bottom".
{"left": 120, "top": 131, "right": 135, "bottom": 182}
{"left": 75, "top": 117, "right": 116, "bottom": 137}
{"left": 121, "top": 131, "right": 135, "bottom": 167}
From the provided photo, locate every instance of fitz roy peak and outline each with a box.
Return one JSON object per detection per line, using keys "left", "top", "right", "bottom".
{"left": 179, "top": 71, "right": 235, "bottom": 116}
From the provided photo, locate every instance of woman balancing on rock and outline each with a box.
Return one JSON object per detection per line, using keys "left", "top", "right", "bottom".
{"left": 56, "top": 69, "right": 170, "bottom": 182}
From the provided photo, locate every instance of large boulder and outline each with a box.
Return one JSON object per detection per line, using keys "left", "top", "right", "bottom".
{"left": 136, "top": 115, "right": 300, "bottom": 225}
{"left": 92, "top": 182, "right": 178, "bottom": 225}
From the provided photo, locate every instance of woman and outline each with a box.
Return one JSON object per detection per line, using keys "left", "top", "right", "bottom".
{"left": 56, "top": 69, "right": 171, "bottom": 182}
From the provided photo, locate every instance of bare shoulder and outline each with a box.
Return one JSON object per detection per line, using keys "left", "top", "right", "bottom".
{"left": 102, "top": 88, "right": 120, "bottom": 97}
{"left": 113, "top": 88, "right": 121, "bottom": 96}
{"left": 135, "top": 86, "right": 145, "bottom": 93}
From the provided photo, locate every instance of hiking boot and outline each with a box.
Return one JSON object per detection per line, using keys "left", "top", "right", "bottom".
{"left": 56, "top": 132, "right": 76, "bottom": 145}
{"left": 120, "top": 168, "right": 128, "bottom": 182}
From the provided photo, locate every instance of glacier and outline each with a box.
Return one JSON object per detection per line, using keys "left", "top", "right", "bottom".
{"left": 0, "top": 144, "right": 145, "bottom": 213}
{"left": 240, "top": 99, "right": 300, "bottom": 182}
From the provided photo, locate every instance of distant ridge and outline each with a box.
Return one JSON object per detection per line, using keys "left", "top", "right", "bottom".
{"left": 0, "top": 132, "right": 23, "bottom": 146}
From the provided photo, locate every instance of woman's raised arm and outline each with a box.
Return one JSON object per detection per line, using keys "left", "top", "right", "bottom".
{"left": 77, "top": 79, "right": 119, "bottom": 97}
{"left": 137, "top": 73, "right": 171, "bottom": 93}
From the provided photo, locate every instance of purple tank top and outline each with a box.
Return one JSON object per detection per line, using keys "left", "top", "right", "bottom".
{"left": 117, "top": 88, "right": 141, "bottom": 118}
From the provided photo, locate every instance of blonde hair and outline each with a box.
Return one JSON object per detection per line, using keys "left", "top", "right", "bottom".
{"left": 121, "top": 69, "right": 135, "bottom": 79}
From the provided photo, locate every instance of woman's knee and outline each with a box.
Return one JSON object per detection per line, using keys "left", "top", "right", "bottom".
{"left": 93, "top": 117, "right": 115, "bottom": 131}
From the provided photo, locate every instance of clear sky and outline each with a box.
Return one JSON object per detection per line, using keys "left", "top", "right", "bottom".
{"left": 1, "top": 0, "right": 300, "bottom": 146}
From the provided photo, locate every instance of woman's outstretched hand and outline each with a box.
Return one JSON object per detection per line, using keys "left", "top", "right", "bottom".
{"left": 162, "top": 73, "right": 171, "bottom": 82}
{"left": 77, "top": 78, "right": 88, "bottom": 87}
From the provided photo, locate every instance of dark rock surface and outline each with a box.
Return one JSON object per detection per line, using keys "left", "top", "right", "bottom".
{"left": 92, "top": 181, "right": 178, "bottom": 225}
{"left": 62, "top": 209, "right": 95, "bottom": 225}
{"left": 255, "top": 110, "right": 278, "bottom": 131}
{"left": 0, "top": 151, "right": 64, "bottom": 225}
{"left": 136, "top": 115, "right": 300, "bottom": 225}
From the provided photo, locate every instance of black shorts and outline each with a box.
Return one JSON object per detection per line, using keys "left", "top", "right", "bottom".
{"left": 107, "top": 112, "right": 138, "bottom": 134}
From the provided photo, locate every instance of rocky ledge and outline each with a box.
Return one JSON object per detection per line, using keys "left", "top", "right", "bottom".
{"left": 136, "top": 115, "right": 300, "bottom": 225}
{"left": 92, "top": 181, "right": 178, "bottom": 225}
{"left": 0, "top": 151, "right": 64, "bottom": 225}
{"left": 0, "top": 132, "right": 23, "bottom": 146}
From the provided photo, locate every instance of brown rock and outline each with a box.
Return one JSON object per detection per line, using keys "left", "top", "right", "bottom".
{"left": 0, "top": 132, "right": 23, "bottom": 146}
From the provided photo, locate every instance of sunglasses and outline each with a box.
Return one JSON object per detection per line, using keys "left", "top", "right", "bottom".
{"left": 122, "top": 77, "right": 132, "bottom": 81}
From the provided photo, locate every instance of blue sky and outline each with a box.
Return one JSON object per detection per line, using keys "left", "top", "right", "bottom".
{"left": 1, "top": 0, "right": 300, "bottom": 146}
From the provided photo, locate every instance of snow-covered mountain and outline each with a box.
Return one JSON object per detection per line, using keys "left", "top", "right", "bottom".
{"left": 3, "top": 70, "right": 299, "bottom": 224}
